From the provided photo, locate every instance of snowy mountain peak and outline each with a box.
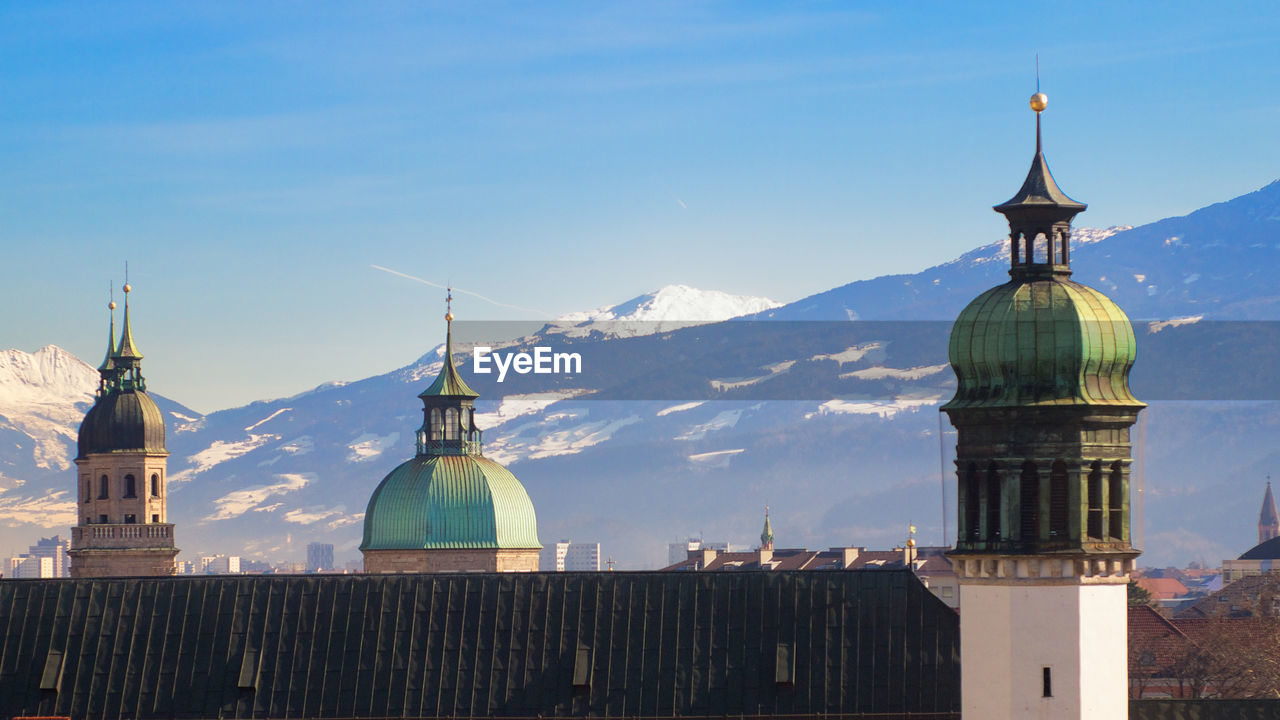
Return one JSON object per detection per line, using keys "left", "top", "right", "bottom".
{"left": 0, "top": 345, "right": 98, "bottom": 408}
{"left": 558, "top": 284, "right": 782, "bottom": 324}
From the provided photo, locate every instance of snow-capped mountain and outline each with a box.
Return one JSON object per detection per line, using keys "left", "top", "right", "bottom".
{"left": 3, "top": 180, "right": 1280, "bottom": 571}
{"left": 0, "top": 346, "right": 200, "bottom": 530}
{"left": 559, "top": 285, "right": 782, "bottom": 324}
{"left": 551, "top": 285, "right": 782, "bottom": 338}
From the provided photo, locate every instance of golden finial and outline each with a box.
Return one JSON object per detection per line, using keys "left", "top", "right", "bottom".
{"left": 108, "top": 301, "right": 117, "bottom": 310}
{"left": 445, "top": 287, "right": 454, "bottom": 323}
{"left": 123, "top": 260, "right": 131, "bottom": 294}
{"left": 1030, "top": 92, "right": 1048, "bottom": 113}
{"left": 122, "top": 284, "right": 131, "bottom": 294}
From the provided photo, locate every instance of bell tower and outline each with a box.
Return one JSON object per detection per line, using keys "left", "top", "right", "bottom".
{"left": 69, "top": 283, "right": 178, "bottom": 577}
{"left": 942, "top": 92, "right": 1143, "bottom": 719}
{"left": 1260, "top": 480, "right": 1279, "bottom": 545}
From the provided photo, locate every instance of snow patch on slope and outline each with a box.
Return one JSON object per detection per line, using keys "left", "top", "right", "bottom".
{"left": 346, "top": 432, "right": 400, "bottom": 462}
{"left": 841, "top": 364, "right": 949, "bottom": 381}
{"left": 206, "top": 473, "right": 313, "bottom": 521}
{"left": 806, "top": 393, "right": 942, "bottom": 419}
{"left": 171, "top": 433, "right": 280, "bottom": 485}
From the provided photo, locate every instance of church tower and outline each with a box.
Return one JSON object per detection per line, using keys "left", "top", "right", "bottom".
{"left": 1259, "top": 480, "right": 1278, "bottom": 545}
{"left": 942, "top": 92, "right": 1143, "bottom": 719}
{"left": 69, "top": 284, "right": 178, "bottom": 577}
{"left": 361, "top": 297, "right": 541, "bottom": 573}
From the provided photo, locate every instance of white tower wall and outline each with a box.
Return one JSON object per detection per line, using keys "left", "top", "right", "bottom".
{"left": 959, "top": 560, "right": 1129, "bottom": 720}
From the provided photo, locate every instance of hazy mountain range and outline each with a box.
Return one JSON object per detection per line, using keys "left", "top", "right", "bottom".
{"left": 3, "top": 180, "right": 1280, "bottom": 570}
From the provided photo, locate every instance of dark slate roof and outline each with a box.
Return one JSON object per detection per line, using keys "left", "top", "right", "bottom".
{"left": 0, "top": 570, "right": 958, "bottom": 720}
{"left": 1242, "top": 536, "right": 1280, "bottom": 560}
{"left": 75, "top": 387, "right": 167, "bottom": 459}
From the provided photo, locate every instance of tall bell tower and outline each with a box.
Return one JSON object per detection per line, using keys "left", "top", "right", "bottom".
{"left": 942, "top": 92, "right": 1143, "bottom": 719}
{"left": 69, "top": 283, "right": 178, "bottom": 577}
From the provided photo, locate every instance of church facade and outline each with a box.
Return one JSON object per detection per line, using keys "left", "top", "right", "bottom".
{"left": 943, "top": 93, "right": 1143, "bottom": 719}
{"left": 68, "top": 284, "right": 177, "bottom": 578}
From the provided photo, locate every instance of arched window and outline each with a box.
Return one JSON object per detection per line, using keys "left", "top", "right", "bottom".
{"left": 1109, "top": 462, "right": 1125, "bottom": 541}
{"left": 124, "top": 474, "right": 136, "bottom": 498}
{"left": 1087, "top": 461, "right": 1104, "bottom": 540}
{"left": 1020, "top": 462, "right": 1039, "bottom": 543}
{"left": 429, "top": 408, "right": 443, "bottom": 441}
{"left": 459, "top": 407, "right": 470, "bottom": 434}
{"left": 151, "top": 473, "right": 160, "bottom": 497}
{"left": 1032, "top": 232, "right": 1049, "bottom": 263}
{"left": 444, "top": 408, "right": 459, "bottom": 441}
{"left": 99, "top": 475, "right": 109, "bottom": 499}
{"left": 963, "top": 463, "right": 980, "bottom": 542}
{"left": 986, "top": 464, "right": 1002, "bottom": 541}
{"left": 1049, "top": 461, "right": 1069, "bottom": 540}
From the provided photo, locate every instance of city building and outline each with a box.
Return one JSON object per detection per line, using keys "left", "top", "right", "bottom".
{"left": 1222, "top": 483, "right": 1280, "bottom": 583}
{"left": 0, "top": 570, "right": 959, "bottom": 719}
{"left": 541, "top": 540, "right": 601, "bottom": 571}
{"left": 68, "top": 284, "right": 178, "bottom": 578}
{"left": 942, "top": 92, "right": 1143, "bottom": 720}
{"left": 1129, "top": 604, "right": 1280, "bottom": 698}
{"left": 361, "top": 300, "right": 540, "bottom": 572}
{"left": 200, "top": 555, "right": 242, "bottom": 574}
{"left": 666, "top": 538, "right": 736, "bottom": 566}
{"left": 664, "top": 544, "right": 959, "bottom": 609}
{"left": 662, "top": 514, "right": 959, "bottom": 609}
{"left": 4, "top": 535, "right": 71, "bottom": 579}
{"left": 307, "top": 542, "right": 335, "bottom": 572}
{"left": 6, "top": 555, "right": 54, "bottom": 578}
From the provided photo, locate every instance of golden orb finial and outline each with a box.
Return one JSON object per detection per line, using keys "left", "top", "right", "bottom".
{"left": 108, "top": 301, "right": 117, "bottom": 310}
{"left": 122, "top": 283, "right": 132, "bottom": 294}
{"left": 1030, "top": 92, "right": 1048, "bottom": 113}
{"left": 445, "top": 311, "right": 454, "bottom": 323}
{"left": 906, "top": 538, "right": 916, "bottom": 548}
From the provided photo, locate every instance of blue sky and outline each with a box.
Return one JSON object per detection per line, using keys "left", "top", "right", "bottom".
{"left": 4, "top": 2, "right": 1279, "bottom": 412}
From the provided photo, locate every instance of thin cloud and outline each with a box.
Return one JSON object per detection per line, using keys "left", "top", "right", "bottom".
{"left": 370, "top": 264, "right": 552, "bottom": 316}
{"left": 674, "top": 196, "right": 688, "bottom": 209}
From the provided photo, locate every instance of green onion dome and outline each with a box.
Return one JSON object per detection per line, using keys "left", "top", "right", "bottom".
{"left": 360, "top": 454, "right": 539, "bottom": 551}
{"left": 942, "top": 276, "right": 1143, "bottom": 409}
{"left": 361, "top": 306, "right": 539, "bottom": 553}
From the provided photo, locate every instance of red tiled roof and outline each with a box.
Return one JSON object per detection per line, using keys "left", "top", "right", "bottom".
{"left": 1137, "top": 577, "right": 1190, "bottom": 600}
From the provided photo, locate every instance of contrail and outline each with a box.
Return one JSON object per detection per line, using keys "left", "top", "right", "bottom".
{"left": 370, "top": 264, "right": 553, "bottom": 317}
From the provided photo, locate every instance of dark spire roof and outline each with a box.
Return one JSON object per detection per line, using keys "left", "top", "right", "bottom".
{"left": 97, "top": 303, "right": 117, "bottom": 375}
{"left": 993, "top": 112, "right": 1086, "bottom": 220}
{"left": 113, "top": 284, "right": 144, "bottom": 365}
{"left": 419, "top": 297, "right": 479, "bottom": 400}
{"left": 760, "top": 507, "right": 774, "bottom": 550}
{"left": 992, "top": 93, "right": 1088, "bottom": 280}
{"left": 1261, "top": 481, "right": 1278, "bottom": 528}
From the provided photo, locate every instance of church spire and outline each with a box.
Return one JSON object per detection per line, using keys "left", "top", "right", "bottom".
{"left": 415, "top": 291, "right": 482, "bottom": 457}
{"left": 993, "top": 90, "right": 1087, "bottom": 278}
{"left": 114, "top": 282, "right": 144, "bottom": 363}
{"left": 1260, "top": 479, "right": 1279, "bottom": 545}
{"left": 97, "top": 293, "right": 118, "bottom": 386}
{"left": 418, "top": 288, "right": 480, "bottom": 400}
{"left": 760, "top": 506, "right": 774, "bottom": 551}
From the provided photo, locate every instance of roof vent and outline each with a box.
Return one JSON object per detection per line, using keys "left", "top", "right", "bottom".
{"left": 40, "top": 650, "right": 64, "bottom": 691}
